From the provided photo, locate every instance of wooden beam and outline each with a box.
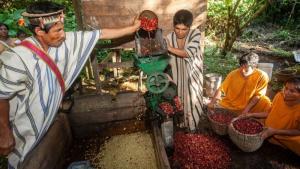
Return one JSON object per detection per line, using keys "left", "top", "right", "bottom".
{"left": 92, "top": 56, "right": 102, "bottom": 94}
{"left": 152, "top": 120, "right": 171, "bottom": 169}
{"left": 72, "top": 0, "right": 84, "bottom": 30}
{"left": 70, "top": 106, "right": 146, "bottom": 126}
{"left": 72, "top": 92, "right": 144, "bottom": 112}
{"left": 98, "top": 61, "right": 134, "bottom": 70}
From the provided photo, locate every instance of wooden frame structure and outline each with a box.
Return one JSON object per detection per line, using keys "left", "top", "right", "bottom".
{"left": 72, "top": 0, "right": 207, "bottom": 93}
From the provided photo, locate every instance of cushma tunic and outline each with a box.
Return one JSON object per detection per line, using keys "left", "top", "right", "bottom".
{"left": 265, "top": 92, "right": 300, "bottom": 156}
{"left": 166, "top": 29, "right": 204, "bottom": 131}
{"left": 0, "top": 30, "right": 100, "bottom": 168}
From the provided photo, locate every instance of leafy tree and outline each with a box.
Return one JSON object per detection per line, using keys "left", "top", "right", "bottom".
{"left": 263, "top": 0, "right": 300, "bottom": 27}
{"left": 207, "top": 0, "right": 270, "bottom": 56}
{"left": 0, "top": 0, "right": 76, "bottom": 37}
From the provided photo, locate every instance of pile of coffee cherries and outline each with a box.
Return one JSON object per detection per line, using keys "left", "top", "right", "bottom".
{"left": 233, "top": 118, "right": 263, "bottom": 135}
{"left": 173, "top": 132, "right": 231, "bottom": 169}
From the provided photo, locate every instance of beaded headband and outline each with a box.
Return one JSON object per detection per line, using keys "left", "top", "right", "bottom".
{"left": 22, "top": 10, "right": 64, "bottom": 29}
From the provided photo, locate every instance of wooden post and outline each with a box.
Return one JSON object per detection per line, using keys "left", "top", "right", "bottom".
{"left": 92, "top": 56, "right": 102, "bottom": 94}
{"left": 152, "top": 120, "right": 171, "bottom": 169}
{"left": 138, "top": 71, "right": 143, "bottom": 92}
{"left": 112, "top": 49, "right": 122, "bottom": 77}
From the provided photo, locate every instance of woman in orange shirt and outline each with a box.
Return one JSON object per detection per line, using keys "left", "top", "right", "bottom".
{"left": 208, "top": 52, "right": 271, "bottom": 115}
{"left": 243, "top": 78, "right": 300, "bottom": 156}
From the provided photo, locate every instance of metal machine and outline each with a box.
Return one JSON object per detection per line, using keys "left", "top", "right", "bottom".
{"left": 134, "top": 29, "right": 181, "bottom": 120}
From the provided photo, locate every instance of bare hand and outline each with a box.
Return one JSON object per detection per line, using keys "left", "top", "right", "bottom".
{"left": 261, "top": 127, "right": 275, "bottom": 140}
{"left": 132, "top": 16, "right": 141, "bottom": 31}
{"left": 207, "top": 102, "right": 215, "bottom": 111}
{"left": 0, "top": 126, "right": 15, "bottom": 156}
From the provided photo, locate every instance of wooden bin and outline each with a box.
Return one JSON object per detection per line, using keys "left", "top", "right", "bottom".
{"left": 19, "top": 92, "right": 170, "bottom": 169}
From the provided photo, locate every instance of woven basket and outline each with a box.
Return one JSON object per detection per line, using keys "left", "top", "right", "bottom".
{"left": 228, "top": 118, "right": 264, "bottom": 152}
{"left": 207, "top": 108, "right": 235, "bottom": 136}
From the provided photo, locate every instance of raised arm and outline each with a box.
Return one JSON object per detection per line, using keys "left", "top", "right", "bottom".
{"left": 100, "top": 19, "right": 141, "bottom": 40}
{"left": 0, "top": 99, "right": 15, "bottom": 156}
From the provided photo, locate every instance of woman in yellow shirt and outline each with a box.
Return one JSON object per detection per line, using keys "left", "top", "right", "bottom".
{"left": 208, "top": 52, "right": 271, "bottom": 115}
{"left": 243, "top": 78, "right": 300, "bottom": 156}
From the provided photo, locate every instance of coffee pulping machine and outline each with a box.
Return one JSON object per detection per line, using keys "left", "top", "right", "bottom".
{"left": 133, "top": 20, "right": 182, "bottom": 121}
{"left": 134, "top": 10, "right": 183, "bottom": 147}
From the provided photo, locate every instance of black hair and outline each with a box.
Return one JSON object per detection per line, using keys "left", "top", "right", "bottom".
{"left": 0, "top": 23, "right": 9, "bottom": 30}
{"left": 26, "top": 1, "right": 65, "bottom": 15}
{"left": 239, "top": 52, "right": 259, "bottom": 68}
{"left": 173, "top": 9, "right": 193, "bottom": 27}
{"left": 26, "top": 1, "right": 65, "bottom": 34}
{"left": 286, "top": 78, "right": 300, "bottom": 93}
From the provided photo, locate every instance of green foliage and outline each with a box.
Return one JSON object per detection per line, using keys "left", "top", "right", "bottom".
{"left": 204, "top": 45, "right": 239, "bottom": 78}
{"left": 207, "top": 0, "right": 269, "bottom": 54}
{"left": 96, "top": 48, "right": 135, "bottom": 63}
{"left": 0, "top": 0, "right": 77, "bottom": 36}
{"left": 270, "top": 47, "right": 293, "bottom": 58}
{"left": 207, "top": 1, "right": 228, "bottom": 37}
{"left": 121, "top": 50, "right": 135, "bottom": 61}
{"left": 0, "top": 9, "right": 31, "bottom": 37}
{"left": 53, "top": 0, "right": 77, "bottom": 31}
{"left": 262, "top": 0, "right": 300, "bottom": 27}
{"left": 272, "top": 29, "right": 291, "bottom": 41}
{"left": 96, "top": 48, "right": 111, "bottom": 62}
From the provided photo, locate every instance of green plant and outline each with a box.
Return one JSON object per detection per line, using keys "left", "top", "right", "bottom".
{"left": 270, "top": 47, "right": 293, "bottom": 58}
{"left": 207, "top": 0, "right": 270, "bottom": 55}
{"left": 272, "top": 29, "right": 291, "bottom": 41}
{"left": 0, "top": 0, "right": 77, "bottom": 36}
{"left": 204, "top": 45, "right": 238, "bottom": 78}
{"left": 121, "top": 50, "right": 135, "bottom": 61}
{"left": 96, "top": 49, "right": 111, "bottom": 62}
{"left": 0, "top": 9, "right": 31, "bottom": 37}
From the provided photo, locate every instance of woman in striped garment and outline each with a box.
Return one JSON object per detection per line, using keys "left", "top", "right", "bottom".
{"left": 166, "top": 9, "right": 203, "bottom": 131}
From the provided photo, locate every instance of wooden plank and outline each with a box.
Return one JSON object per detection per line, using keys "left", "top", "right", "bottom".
{"left": 71, "top": 119, "right": 146, "bottom": 138}
{"left": 72, "top": 0, "right": 84, "bottom": 30}
{"left": 92, "top": 56, "right": 102, "bottom": 93}
{"left": 71, "top": 92, "right": 145, "bottom": 113}
{"left": 69, "top": 106, "right": 146, "bottom": 126}
{"left": 98, "top": 61, "right": 134, "bottom": 70}
{"left": 152, "top": 120, "right": 171, "bottom": 169}
{"left": 20, "top": 113, "right": 72, "bottom": 169}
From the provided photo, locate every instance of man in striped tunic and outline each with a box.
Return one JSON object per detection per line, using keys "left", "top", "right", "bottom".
{"left": 0, "top": 2, "right": 140, "bottom": 168}
{"left": 166, "top": 9, "right": 203, "bottom": 131}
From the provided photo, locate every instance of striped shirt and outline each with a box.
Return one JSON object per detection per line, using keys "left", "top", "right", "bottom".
{"left": 0, "top": 30, "right": 100, "bottom": 169}
{"left": 167, "top": 29, "right": 204, "bottom": 131}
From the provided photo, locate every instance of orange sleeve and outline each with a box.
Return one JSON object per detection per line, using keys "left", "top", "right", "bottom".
{"left": 220, "top": 70, "right": 235, "bottom": 94}
{"left": 255, "top": 71, "right": 268, "bottom": 97}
